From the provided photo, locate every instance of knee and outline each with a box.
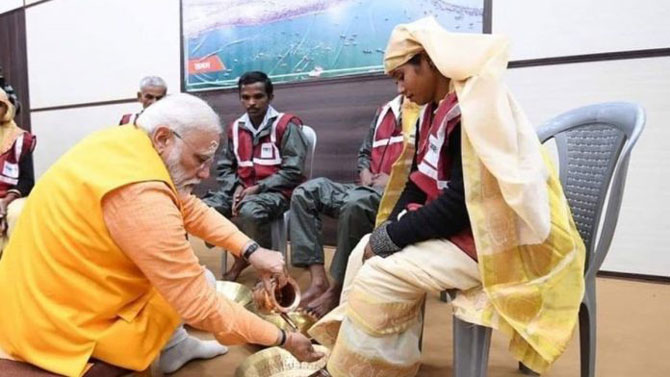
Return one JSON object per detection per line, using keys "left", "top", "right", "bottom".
{"left": 237, "top": 203, "right": 267, "bottom": 224}
{"left": 291, "top": 179, "right": 326, "bottom": 207}
{"left": 290, "top": 185, "right": 311, "bottom": 211}
{"left": 340, "top": 197, "right": 369, "bottom": 220}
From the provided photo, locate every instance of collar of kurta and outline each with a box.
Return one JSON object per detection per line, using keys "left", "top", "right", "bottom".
{"left": 238, "top": 105, "right": 279, "bottom": 136}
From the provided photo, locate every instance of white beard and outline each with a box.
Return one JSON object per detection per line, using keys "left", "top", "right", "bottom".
{"left": 164, "top": 145, "right": 201, "bottom": 196}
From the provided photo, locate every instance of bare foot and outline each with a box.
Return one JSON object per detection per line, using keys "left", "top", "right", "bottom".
{"left": 306, "top": 285, "right": 341, "bottom": 319}
{"left": 223, "top": 257, "right": 249, "bottom": 281}
{"left": 299, "top": 280, "right": 329, "bottom": 308}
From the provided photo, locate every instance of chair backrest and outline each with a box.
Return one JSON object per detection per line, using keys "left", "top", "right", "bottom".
{"left": 537, "top": 102, "right": 645, "bottom": 280}
{"left": 301, "top": 125, "right": 318, "bottom": 179}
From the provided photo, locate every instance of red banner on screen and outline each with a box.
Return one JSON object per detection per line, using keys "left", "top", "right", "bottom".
{"left": 188, "top": 56, "right": 225, "bottom": 74}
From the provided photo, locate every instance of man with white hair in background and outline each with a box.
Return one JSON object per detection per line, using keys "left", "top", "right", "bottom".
{"left": 0, "top": 93, "right": 322, "bottom": 376}
{"left": 118, "top": 75, "right": 167, "bottom": 125}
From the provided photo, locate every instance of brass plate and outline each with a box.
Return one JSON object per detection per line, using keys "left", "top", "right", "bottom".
{"left": 235, "top": 345, "right": 329, "bottom": 377}
{"left": 260, "top": 310, "right": 318, "bottom": 338}
{"left": 216, "top": 281, "right": 255, "bottom": 311}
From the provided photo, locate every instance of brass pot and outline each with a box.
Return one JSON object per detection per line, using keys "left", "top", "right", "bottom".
{"left": 252, "top": 277, "right": 301, "bottom": 314}
{"left": 235, "top": 345, "right": 329, "bottom": 377}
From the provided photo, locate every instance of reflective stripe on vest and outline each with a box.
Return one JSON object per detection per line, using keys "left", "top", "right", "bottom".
{"left": 370, "top": 96, "right": 404, "bottom": 175}
{"left": 411, "top": 93, "right": 461, "bottom": 200}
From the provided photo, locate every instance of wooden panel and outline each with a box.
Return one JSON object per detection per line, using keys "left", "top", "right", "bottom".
{"left": 195, "top": 75, "right": 397, "bottom": 187}
{"left": 194, "top": 75, "right": 398, "bottom": 244}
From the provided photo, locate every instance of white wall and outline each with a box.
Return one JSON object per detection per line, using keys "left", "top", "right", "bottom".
{"left": 495, "top": 0, "right": 670, "bottom": 277}
{"left": 31, "top": 102, "right": 141, "bottom": 177}
{"left": 25, "top": 0, "right": 180, "bottom": 177}
{"left": 26, "top": 0, "right": 180, "bottom": 109}
{"left": 494, "top": 0, "right": 670, "bottom": 60}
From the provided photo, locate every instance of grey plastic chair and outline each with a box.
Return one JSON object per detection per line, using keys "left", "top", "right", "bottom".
{"left": 269, "top": 125, "right": 318, "bottom": 263}
{"left": 221, "top": 125, "right": 317, "bottom": 270}
{"left": 445, "top": 102, "right": 645, "bottom": 377}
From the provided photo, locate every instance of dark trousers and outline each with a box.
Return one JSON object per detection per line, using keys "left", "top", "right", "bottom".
{"left": 289, "top": 178, "right": 382, "bottom": 283}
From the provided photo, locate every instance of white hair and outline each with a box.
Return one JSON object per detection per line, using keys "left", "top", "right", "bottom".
{"left": 136, "top": 93, "right": 221, "bottom": 136}
{"left": 139, "top": 76, "right": 167, "bottom": 91}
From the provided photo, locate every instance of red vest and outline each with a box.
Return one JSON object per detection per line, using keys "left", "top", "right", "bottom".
{"left": 229, "top": 112, "right": 303, "bottom": 197}
{"left": 370, "top": 96, "right": 404, "bottom": 175}
{"left": 118, "top": 113, "right": 139, "bottom": 126}
{"left": 410, "top": 93, "right": 477, "bottom": 260}
{"left": 0, "top": 130, "right": 36, "bottom": 196}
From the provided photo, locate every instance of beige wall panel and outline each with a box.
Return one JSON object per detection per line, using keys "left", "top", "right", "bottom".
{"left": 505, "top": 57, "right": 670, "bottom": 276}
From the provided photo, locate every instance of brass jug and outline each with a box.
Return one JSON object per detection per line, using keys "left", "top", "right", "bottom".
{"left": 252, "top": 276, "right": 301, "bottom": 314}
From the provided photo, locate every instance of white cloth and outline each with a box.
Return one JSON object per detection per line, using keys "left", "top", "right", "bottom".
{"left": 310, "top": 235, "right": 481, "bottom": 377}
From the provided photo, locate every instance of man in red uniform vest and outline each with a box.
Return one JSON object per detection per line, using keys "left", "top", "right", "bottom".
{"left": 118, "top": 76, "right": 167, "bottom": 125}
{"left": 203, "top": 71, "right": 308, "bottom": 281}
{"left": 289, "top": 95, "right": 406, "bottom": 317}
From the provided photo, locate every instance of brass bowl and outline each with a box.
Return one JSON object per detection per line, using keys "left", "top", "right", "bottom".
{"left": 260, "top": 310, "right": 318, "bottom": 338}
{"left": 235, "top": 345, "right": 329, "bottom": 377}
{"left": 216, "top": 281, "right": 255, "bottom": 311}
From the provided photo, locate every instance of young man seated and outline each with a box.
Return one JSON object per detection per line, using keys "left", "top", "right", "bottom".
{"left": 308, "top": 17, "right": 586, "bottom": 377}
{"left": 203, "top": 71, "right": 308, "bottom": 281}
{"left": 289, "top": 95, "right": 418, "bottom": 318}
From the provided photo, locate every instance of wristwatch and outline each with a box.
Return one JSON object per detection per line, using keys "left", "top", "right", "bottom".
{"left": 242, "top": 242, "right": 260, "bottom": 261}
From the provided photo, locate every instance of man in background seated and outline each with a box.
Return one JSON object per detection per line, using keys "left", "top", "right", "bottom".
{"left": 203, "top": 71, "right": 307, "bottom": 281}
{"left": 0, "top": 88, "right": 36, "bottom": 255}
{"left": 118, "top": 75, "right": 167, "bottom": 125}
{"left": 289, "top": 95, "right": 416, "bottom": 318}
{"left": 0, "top": 93, "right": 320, "bottom": 376}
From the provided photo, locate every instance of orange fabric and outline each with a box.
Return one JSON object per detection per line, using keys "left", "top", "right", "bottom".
{"left": 102, "top": 182, "right": 280, "bottom": 347}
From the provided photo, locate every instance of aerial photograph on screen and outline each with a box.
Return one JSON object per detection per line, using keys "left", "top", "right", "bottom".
{"left": 182, "top": 0, "right": 484, "bottom": 91}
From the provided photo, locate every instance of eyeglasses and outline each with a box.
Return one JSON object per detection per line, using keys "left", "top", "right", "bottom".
{"left": 172, "top": 130, "right": 214, "bottom": 169}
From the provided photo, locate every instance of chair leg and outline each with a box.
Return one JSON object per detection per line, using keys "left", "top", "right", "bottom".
{"left": 453, "top": 315, "right": 492, "bottom": 377}
{"left": 220, "top": 250, "right": 228, "bottom": 278}
{"left": 282, "top": 211, "right": 290, "bottom": 264}
{"left": 580, "top": 282, "right": 597, "bottom": 377}
{"left": 270, "top": 211, "right": 290, "bottom": 265}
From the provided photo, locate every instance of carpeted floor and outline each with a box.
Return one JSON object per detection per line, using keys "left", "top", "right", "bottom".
{"left": 174, "top": 238, "right": 670, "bottom": 377}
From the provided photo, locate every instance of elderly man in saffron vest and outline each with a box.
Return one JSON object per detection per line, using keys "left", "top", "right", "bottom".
{"left": 308, "top": 18, "right": 586, "bottom": 377}
{"left": 290, "top": 95, "right": 419, "bottom": 318}
{"left": 203, "top": 71, "right": 308, "bottom": 281}
{"left": 0, "top": 93, "right": 321, "bottom": 377}
{"left": 0, "top": 87, "right": 35, "bottom": 255}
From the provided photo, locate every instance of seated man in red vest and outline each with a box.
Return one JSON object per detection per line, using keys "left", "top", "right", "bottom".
{"left": 289, "top": 95, "right": 407, "bottom": 317}
{"left": 0, "top": 87, "right": 36, "bottom": 255}
{"left": 203, "top": 71, "right": 308, "bottom": 281}
{"left": 118, "top": 76, "right": 167, "bottom": 125}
